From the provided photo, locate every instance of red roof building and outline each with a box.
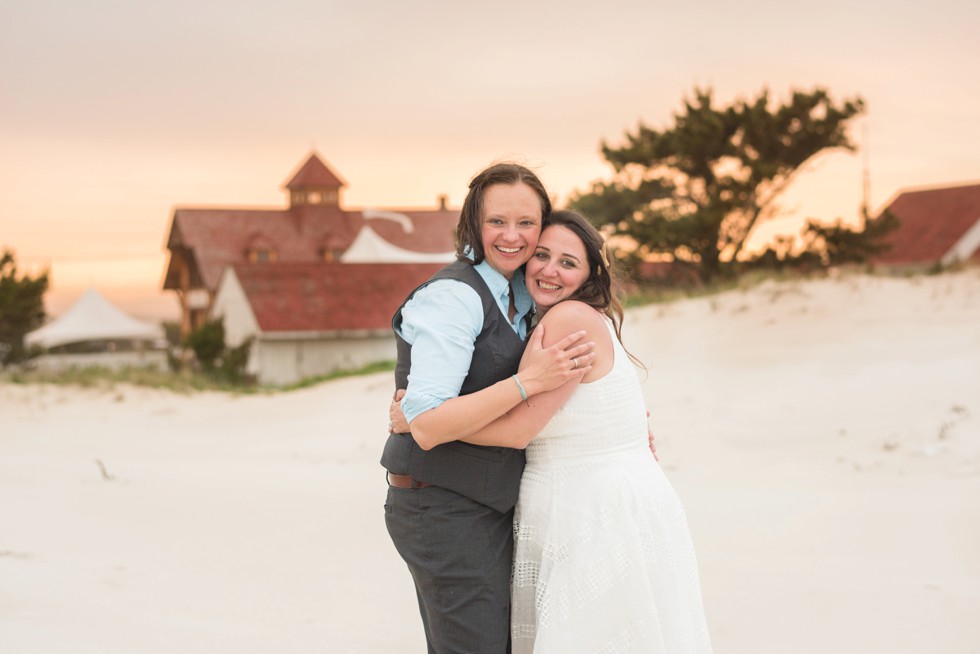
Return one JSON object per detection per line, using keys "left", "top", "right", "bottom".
{"left": 227, "top": 262, "right": 445, "bottom": 334}
{"left": 163, "top": 152, "right": 456, "bottom": 337}
{"left": 211, "top": 262, "right": 446, "bottom": 384}
{"left": 872, "top": 182, "right": 980, "bottom": 267}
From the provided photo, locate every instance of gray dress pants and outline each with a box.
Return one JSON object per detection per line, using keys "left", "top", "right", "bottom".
{"left": 385, "top": 484, "right": 514, "bottom": 654}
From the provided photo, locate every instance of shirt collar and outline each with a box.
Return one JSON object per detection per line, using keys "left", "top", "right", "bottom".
{"left": 511, "top": 268, "right": 534, "bottom": 318}
{"left": 473, "top": 258, "right": 513, "bottom": 301}
{"left": 473, "top": 260, "right": 534, "bottom": 314}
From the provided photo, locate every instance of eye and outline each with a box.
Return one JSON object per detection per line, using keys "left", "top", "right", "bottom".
{"left": 520, "top": 219, "right": 538, "bottom": 227}
{"left": 560, "top": 258, "right": 578, "bottom": 268}
{"left": 486, "top": 217, "right": 504, "bottom": 225}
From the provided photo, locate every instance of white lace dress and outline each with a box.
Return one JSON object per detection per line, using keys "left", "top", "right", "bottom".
{"left": 511, "top": 321, "right": 713, "bottom": 653}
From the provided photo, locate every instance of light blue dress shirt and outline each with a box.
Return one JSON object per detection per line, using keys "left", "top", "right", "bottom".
{"left": 398, "top": 259, "right": 534, "bottom": 424}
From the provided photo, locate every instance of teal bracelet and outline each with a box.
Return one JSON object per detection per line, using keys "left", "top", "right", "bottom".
{"left": 512, "top": 375, "right": 530, "bottom": 406}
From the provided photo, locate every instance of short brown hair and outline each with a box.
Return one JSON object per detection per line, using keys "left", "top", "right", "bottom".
{"left": 454, "top": 163, "right": 552, "bottom": 264}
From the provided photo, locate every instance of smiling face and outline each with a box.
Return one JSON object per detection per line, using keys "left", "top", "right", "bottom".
{"left": 479, "top": 182, "right": 543, "bottom": 279}
{"left": 525, "top": 225, "right": 591, "bottom": 311}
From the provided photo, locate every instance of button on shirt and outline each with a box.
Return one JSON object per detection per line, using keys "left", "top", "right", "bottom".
{"left": 398, "top": 260, "right": 534, "bottom": 424}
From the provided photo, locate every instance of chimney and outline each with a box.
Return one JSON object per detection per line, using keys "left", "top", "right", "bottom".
{"left": 437, "top": 194, "right": 448, "bottom": 211}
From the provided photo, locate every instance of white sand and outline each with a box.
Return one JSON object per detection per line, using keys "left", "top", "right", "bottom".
{"left": 3, "top": 270, "right": 979, "bottom": 653}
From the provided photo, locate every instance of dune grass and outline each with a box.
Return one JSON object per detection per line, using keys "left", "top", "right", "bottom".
{"left": 0, "top": 360, "right": 397, "bottom": 395}
{"left": 279, "top": 360, "right": 396, "bottom": 391}
{"left": 0, "top": 269, "right": 850, "bottom": 394}
{"left": 7, "top": 264, "right": 965, "bottom": 395}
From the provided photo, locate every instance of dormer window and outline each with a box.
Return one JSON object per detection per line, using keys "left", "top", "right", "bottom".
{"left": 248, "top": 248, "right": 277, "bottom": 263}
{"left": 317, "top": 247, "right": 343, "bottom": 262}
{"left": 245, "top": 234, "right": 278, "bottom": 263}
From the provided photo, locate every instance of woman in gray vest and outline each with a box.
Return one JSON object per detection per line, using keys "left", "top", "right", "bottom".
{"left": 381, "top": 163, "right": 596, "bottom": 653}
{"left": 391, "top": 211, "right": 713, "bottom": 653}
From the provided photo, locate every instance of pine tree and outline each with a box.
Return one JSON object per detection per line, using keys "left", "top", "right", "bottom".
{"left": 570, "top": 87, "right": 865, "bottom": 282}
{"left": 0, "top": 250, "right": 49, "bottom": 366}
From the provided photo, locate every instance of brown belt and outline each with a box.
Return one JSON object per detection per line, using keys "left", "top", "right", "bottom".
{"left": 386, "top": 473, "right": 433, "bottom": 489}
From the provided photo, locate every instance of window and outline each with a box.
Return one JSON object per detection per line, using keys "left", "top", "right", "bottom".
{"left": 318, "top": 247, "right": 342, "bottom": 262}
{"left": 291, "top": 188, "right": 338, "bottom": 207}
{"left": 247, "top": 248, "right": 277, "bottom": 263}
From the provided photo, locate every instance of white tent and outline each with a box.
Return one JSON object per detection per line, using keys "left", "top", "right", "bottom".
{"left": 25, "top": 288, "right": 165, "bottom": 350}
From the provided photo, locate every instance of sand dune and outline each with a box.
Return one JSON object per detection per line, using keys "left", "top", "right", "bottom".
{"left": 2, "top": 269, "right": 978, "bottom": 653}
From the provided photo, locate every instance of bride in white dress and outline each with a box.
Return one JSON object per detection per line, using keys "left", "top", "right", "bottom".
{"left": 511, "top": 216, "right": 712, "bottom": 654}
{"left": 395, "top": 210, "right": 712, "bottom": 653}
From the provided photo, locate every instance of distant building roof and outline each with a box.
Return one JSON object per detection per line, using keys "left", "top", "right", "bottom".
{"left": 162, "top": 151, "right": 459, "bottom": 344}
{"left": 230, "top": 262, "right": 444, "bottom": 333}
{"left": 284, "top": 152, "right": 346, "bottom": 189}
{"left": 164, "top": 205, "right": 457, "bottom": 291}
{"left": 873, "top": 181, "right": 980, "bottom": 265}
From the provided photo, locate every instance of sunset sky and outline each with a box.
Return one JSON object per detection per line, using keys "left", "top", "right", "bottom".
{"left": 2, "top": 0, "right": 977, "bottom": 320}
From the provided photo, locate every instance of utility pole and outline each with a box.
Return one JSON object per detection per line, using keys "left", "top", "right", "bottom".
{"left": 860, "top": 118, "right": 871, "bottom": 226}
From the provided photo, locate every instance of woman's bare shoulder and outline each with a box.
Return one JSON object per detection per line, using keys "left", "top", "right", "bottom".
{"left": 537, "top": 301, "right": 608, "bottom": 345}
{"left": 541, "top": 299, "right": 603, "bottom": 322}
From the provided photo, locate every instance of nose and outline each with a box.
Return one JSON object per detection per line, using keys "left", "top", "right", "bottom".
{"left": 501, "top": 223, "right": 520, "bottom": 241}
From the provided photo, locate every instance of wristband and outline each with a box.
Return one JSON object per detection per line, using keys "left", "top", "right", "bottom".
{"left": 512, "top": 375, "right": 530, "bottom": 406}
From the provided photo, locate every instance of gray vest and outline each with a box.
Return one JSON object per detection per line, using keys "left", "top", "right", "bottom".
{"left": 380, "top": 261, "right": 527, "bottom": 513}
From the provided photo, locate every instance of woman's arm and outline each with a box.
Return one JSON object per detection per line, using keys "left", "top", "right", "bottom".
{"left": 395, "top": 279, "right": 484, "bottom": 425}
{"left": 406, "top": 302, "right": 613, "bottom": 450}
{"left": 406, "top": 324, "right": 595, "bottom": 450}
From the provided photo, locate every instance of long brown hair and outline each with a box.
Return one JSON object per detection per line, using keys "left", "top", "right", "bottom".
{"left": 454, "top": 163, "right": 552, "bottom": 264}
{"left": 542, "top": 210, "right": 644, "bottom": 369}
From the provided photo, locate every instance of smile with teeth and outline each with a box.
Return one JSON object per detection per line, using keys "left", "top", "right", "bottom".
{"left": 496, "top": 246, "right": 522, "bottom": 254}
{"left": 537, "top": 280, "right": 561, "bottom": 291}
